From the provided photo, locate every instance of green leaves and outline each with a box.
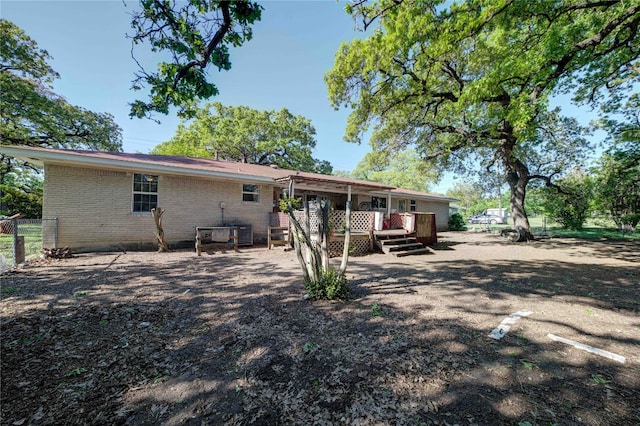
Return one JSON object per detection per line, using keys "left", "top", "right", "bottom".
{"left": 1, "top": 19, "right": 122, "bottom": 218}
{"left": 151, "top": 103, "right": 332, "bottom": 174}
{"left": 0, "top": 19, "right": 58, "bottom": 83}
{"left": 349, "top": 148, "right": 437, "bottom": 192}
{"left": 540, "top": 169, "right": 594, "bottom": 230}
{"left": 128, "top": 0, "right": 263, "bottom": 119}
{"left": 327, "top": 0, "right": 639, "bottom": 234}
{"left": 1, "top": 20, "right": 122, "bottom": 152}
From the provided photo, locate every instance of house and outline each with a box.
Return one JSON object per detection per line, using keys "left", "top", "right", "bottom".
{"left": 0, "top": 146, "right": 458, "bottom": 252}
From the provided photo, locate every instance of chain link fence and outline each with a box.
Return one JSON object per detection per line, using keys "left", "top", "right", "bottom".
{"left": 0, "top": 218, "right": 58, "bottom": 272}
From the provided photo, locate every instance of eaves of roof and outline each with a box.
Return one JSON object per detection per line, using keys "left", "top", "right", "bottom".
{"left": 0, "top": 145, "right": 275, "bottom": 183}
{"left": 371, "top": 188, "right": 460, "bottom": 203}
{"left": 0, "top": 146, "right": 459, "bottom": 203}
{"left": 274, "top": 173, "right": 396, "bottom": 192}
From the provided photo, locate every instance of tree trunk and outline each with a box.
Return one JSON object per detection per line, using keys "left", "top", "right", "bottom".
{"left": 319, "top": 200, "right": 330, "bottom": 272}
{"left": 151, "top": 207, "right": 170, "bottom": 252}
{"left": 502, "top": 131, "right": 534, "bottom": 241}
{"left": 288, "top": 211, "right": 312, "bottom": 283}
{"left": 338, "top": 199, "right": 352, "bottom": 275}
{"left": 505, "top": 168, "right": 532, "bottom": 236}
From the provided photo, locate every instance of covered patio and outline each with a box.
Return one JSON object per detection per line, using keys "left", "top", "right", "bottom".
{"left": 270, "top": 173, "right": 433, "bottom": 256}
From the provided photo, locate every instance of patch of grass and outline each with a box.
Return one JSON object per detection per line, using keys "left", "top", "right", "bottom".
{"left": 73, "top": 291, "right": 88, "bottom": 297}
{"left": 302, "top": 341, "right": 317, "bottom": 353}
{"left": 520, "top": 359, "right": 535, "bottom": 370}
{"left": 546, "top": 227, "right": 639, "bottom": 240}
{"left": 371, "top": 302, "right": 382, "bottom": 317}
{"left": 65, "top": 367, "right": 87, "bottom": 378}
{"left": 489, "top": 216, "right": 639, "bottom": 240}
{"left": 0, "top": 223, "right": 44, "bottom": 262}
{"left": 5, "top": 333, "right": 45, "bottom": 348}
{"left": 304, "top": 268, "right": 350, "bottom": 300}
{"left": 24, "top": 334, "right": 44, "bottom": 345}
{"left": 3, "top": 340, "right": 18, "bottom": 349}
{"left": 534, "top": 217, "right": 639, "bottom": 239}
{"left": 591, "top": 374, "right": 609, "bottom": 385}
{"left": 153, "top": 376, "right": 168, "bottom": 384}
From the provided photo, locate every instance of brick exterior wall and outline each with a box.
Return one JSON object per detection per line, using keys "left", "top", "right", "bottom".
{"left": 44, "top": 165, "right": 274, "bottom": 251}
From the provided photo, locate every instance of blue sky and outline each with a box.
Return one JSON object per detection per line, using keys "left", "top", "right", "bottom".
{"left": 2, "top": 2, "right": 374, "bottom": 170}
{"left": 2, "top": 1, "right": 607, "bottom": 195}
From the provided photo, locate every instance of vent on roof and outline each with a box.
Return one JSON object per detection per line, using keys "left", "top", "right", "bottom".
{"left": 270, "top": 164, "right": 279, "bottom": 169}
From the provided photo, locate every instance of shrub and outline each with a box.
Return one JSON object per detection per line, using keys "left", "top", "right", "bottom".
{"left": 541, "top": 172, "right": 593, "bottom": 230}
{"left": 304, "top": 268, "right": 350, "bottom": 300}
{"left": 448, "top": 212, "right": 466, "bottom": 231}
{"left": 279, "top": 196, "right": 302, "bottom": 212}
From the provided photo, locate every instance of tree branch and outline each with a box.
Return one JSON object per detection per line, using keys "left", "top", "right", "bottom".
{"left": 167, "top": 1, "right": 232, "bottom": 95}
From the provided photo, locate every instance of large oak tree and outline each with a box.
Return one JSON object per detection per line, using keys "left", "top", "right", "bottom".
{"left": 151, "top": 102, "right": 333, "bottom": 174}
{"left": 341, "top": 148, "right": 437, "bottom": 192}
{"left": 0, "top": 19, "right": 122, "bottom": 215}
{"left": 0, "top": 20, "right": 122, "bottom": 156}
{"left": 326, "top": 0, "right": 640, "bottom": 238}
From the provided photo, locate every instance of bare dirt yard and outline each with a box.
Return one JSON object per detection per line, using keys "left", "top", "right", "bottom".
{"left": 1, "top": 231, "right": 639, "bottom": 425}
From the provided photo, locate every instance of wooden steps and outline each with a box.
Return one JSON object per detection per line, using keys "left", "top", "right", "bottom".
{"left": 375, "top": 231, "right": 431, "bottom": 257}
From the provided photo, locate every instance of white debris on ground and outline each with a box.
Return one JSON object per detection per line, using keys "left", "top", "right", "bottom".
{"left": 488, "top": 310, "right": 533, "bottom": 340}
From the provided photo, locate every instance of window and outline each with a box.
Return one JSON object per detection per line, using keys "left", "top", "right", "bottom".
{"left": 371, "top": 196, "right": 387, "bottom": 210}
{"left": 242, "top": 184, "right": 259, "bottom": 202}
{"left": 133, "top": 174, "right": 158, "bottom": 212}
{"left": 398, "top": 200, "right": 407, "bottom": 213}
{"left": 410, "top": 200, "right": 417, "bottom": 211}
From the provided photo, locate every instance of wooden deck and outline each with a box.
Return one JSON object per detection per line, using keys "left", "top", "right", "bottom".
{"left": 373, "top": 229, "right": 412, "bottom": 238}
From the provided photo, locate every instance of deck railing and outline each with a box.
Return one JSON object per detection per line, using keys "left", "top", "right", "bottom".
{"left": 289, "top": 210, "right": 375, "bottom": 233}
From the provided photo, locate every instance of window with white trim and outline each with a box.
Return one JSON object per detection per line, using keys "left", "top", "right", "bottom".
{"left": 398, "top": 199, "right": 407, "bottom": 213}
{"left": 410, "top": 199, "right": 417, "bottom": 211}
{"left": 242, "top": 184, "right": 260, "bottom": 202}
{"left": 132, "top": 174, "right": 158, "bottom": 212}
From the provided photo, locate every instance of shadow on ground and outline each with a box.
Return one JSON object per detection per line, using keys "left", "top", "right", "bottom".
{"left": 1, "top": 239, "right": 639, "bottom": 425}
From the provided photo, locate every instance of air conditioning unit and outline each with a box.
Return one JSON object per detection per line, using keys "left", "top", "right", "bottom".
{"left": 228, "top": 223, "right": 253, "bottom": 246}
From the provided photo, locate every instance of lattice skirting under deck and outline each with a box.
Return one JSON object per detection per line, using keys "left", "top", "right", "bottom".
{"left": 327, "top": 233, "right": 372, "bottom": 257}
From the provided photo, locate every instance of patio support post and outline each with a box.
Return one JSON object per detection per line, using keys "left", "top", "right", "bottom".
{"left": 288, "top": 178, "right": 295, "bottom": 197}
{"left": 339, "top": 185, "right": 352, "bottom": 274}
{"left": 386, "top": 191, "right": 392, "bottom": 216}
